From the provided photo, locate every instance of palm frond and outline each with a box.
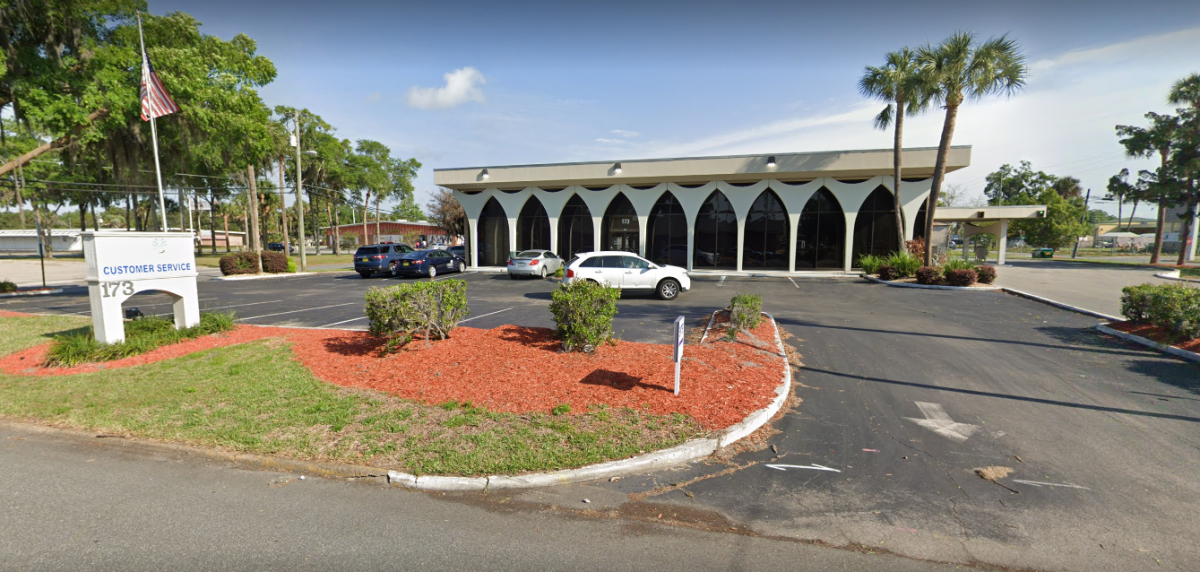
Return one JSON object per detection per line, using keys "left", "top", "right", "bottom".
{"left": 874, "top": 104, "right": 894, "bottom": 130}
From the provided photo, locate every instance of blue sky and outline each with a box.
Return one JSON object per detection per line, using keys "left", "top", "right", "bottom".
{"left": 155, "top": 0, "right": 1200, "bottom": 217}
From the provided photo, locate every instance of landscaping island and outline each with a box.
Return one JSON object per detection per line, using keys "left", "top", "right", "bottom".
{"left": 0, "top": 299, "right": 790, "bottom": 477}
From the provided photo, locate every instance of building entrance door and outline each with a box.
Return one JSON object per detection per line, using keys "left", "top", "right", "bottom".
{"left": 608, "top": 230, "right": 638, "bottom": 253}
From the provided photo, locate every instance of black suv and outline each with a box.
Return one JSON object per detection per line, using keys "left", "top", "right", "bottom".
{"left": 266, "top": 242, "right": 294, "bottom": 253}
{"left": 354, "top": 244, "right": 414, "bottom": 278}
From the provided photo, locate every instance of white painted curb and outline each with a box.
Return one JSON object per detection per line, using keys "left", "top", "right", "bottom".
{"left": 862, "top": 274, "right": 1001, "bottom": 291}
{"left": 210, "top": 272, "right": 317, "bottom": 281}
{"left": 386, "top": 310, "right": 793, "bottom": 491}
{"left": 1155, "top": 270, "right": 1200, "bottom": 284}
{"left": 1096, "top": 323, "right": 1200, "bottom": 364}
{"left": 0, "top": 288, "right": 64, "bottom": 298}
{"left": 1000, "top": 287, "right": 1122, "bottom": 321}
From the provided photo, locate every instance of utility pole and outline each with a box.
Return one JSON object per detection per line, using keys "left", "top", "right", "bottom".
{"left": 294, "top": 109, "right": 307, "bottom": 271}
{"left": 248, "top": 165, "right": 263, "bottom": 274}
{"left": 1071, "top": 188, "right": 1090, "bottom": 259}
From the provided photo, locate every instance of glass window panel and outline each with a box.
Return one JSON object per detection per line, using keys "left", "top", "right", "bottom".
{"left": 556, "top": 194, "right": 594, "bottom": 259}
{"left": 602, "top": 193, "right": 639, "bottom": 254}
{"left": 478, "top": 198, "right": 509, "bottom": 266}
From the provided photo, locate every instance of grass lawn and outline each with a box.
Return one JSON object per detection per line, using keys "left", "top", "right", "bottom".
{"left": 44, "top": 312, "right": 234, "bottom": 366}
{"left": 0, "top": 316, "right": 700, "bottom": 476}
{"left": 193, "top": 252, "right": 353, "bottom": 268}
{"left": 1182, "top": 267, "right": 1200, "bottom": 279}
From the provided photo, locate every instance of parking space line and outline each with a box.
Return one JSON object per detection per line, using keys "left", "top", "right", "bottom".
{"left": 457, "top": 307, "right": 512, "bottom": 324}
{"left": 202, "top": 299, "right": 285, "bottom": 312}
{"left": 60, "top": 298, "right": 220, "bottom": 315}
{"left": 318, "top": 316, "right": 368, "bottom": 328}
{"left": 236, "top": 302, "right": 357, "bottom": 321}
{"left": 788, "top": 277, "right": 799, "bottom": 289}
{"left": 717, "top": 275, "right": 726, "bottom": 287}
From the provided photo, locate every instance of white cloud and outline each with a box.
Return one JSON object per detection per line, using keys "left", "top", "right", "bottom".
{"left": 611, "top": 129, "right": 639, "bottom": 138}
{"left": 363, "top": 92, "right": 381, "bottom": 103}
{"left": 595, "top": 138, "right": 627, "bottom": 145}
{"left": 406, "top": 67, "right": 487, "bottom": 110}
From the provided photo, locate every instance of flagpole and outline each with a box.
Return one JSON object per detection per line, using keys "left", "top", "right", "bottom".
{"left": 137, "top": 12, "right": 169, "bottom": 232}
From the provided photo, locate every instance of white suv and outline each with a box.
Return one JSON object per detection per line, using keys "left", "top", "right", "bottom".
{"left": 561, "top": 251, "right": 691, "bottom": 300}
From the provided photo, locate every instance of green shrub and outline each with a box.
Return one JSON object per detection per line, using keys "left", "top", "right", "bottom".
{"left": 877, "top": 265, "right": 898, "bottom": 281}
{"left": 549, "top": 280, "right": 619, "bottom": 352}
{"left": 44, "top": 312, "right": 236, "bottom": 366}
{"left": 260, "top": 251, "right": 288, "bottom": 273}
{"left": 975, "top": 265, "right": 997, "bottom": 284}
{"left": 1121, "top": 283, "right": 1200, "bottom": 339}
{"left": 728, "top": 291, "right": 762, "bottom": 338}
{"left": 943, "top": 258, "right": 975, "bottom": 275}
{"left": 945, "top": 268, "right": 978, "bottom": 287}
{"left": 0, "top": 279, "right": 16, "bottom": 293}
{"left": 286, "top": 258, "right": 297, "bottom": 273}
{"left": 218, "top": 252, "right": 258, "bottom": 276}
{"left": 915, "top": 266, "right": 942, "bottom": 285}
{"left": 365, "top": 280, "right": 469, "bottom": 350}
{"left": 882, "top": 251, "right": 921, "bottom": 278}
{"left": 552, "top": 403, "right": 571, "bottom": 416}
{"left": 857, "top": 254, "right": 884, "bottom": 275}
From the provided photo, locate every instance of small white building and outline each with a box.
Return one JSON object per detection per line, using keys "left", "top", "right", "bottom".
{"left": 0, "top": 229, "right": 85, "bottom": 253}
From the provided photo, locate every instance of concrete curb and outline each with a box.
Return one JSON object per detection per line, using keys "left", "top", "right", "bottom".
{"left": 210, "top": 272, "right": 318, "bottom": 281}
{"left": 999, "top": 287, "right": 1122, "bottom": 321}
{"left": 686, "top": 270, "right": 859, "bottom": 279}
{"left": 386, "top": 310, "right": 793, "bottom": 491}
{"left": 463, "top": 267, "right": 509, "bottom": 274}
{"left": 1154, "top": 270, "right": 1200, "bottom": 284}
{"left": 0, "top": 288, "right": 64, "bottom": 298}
{"left": 1096, "top": 323, "right": 1200, "bottom": 364}
{"left": 862, "top": 274, "right": 1002, "bottom": 291}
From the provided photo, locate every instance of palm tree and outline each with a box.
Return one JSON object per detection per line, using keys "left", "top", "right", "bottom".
{"left": 1166, "top": 73, "right": 1199, "bottom": 265}
{"left": 917, "top": 32, "right": 1028, "bottom": 265}
{"left": 1117, "top": 112, "right": 1179, "bottom": 264}
{"left": 859, "top": 47, "right": 930, "bottom": 250}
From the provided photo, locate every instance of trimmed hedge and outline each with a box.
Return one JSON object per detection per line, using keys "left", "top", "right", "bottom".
{"left": 728, "top": 292, "right": 762, "bottom": 338}
{"left": 915, "top": 266, "right": 942, "bottom": 285}
{"left": 877, "top": 265, "right": 899, "bottom": 281}
{"left": 943, "top": 258, "right": 975, "bottom": 274}
{"left": 365, "top": 280, "right": 469, "bottom": 350}
{"left": 217, "top": 251, "right": 296, "bottom": 276}
{"left": 945, "top": 268, "right": 978, "bottom": 287}
{"left": 549, "top": 280, "right": 619, "bottom": 352}
{"left": 1121, "top": 283, "right": 1200, "bottom": 339}
{"left": 218, "top": 252, "right": 259, "bottom": 276}
{"left": 975, "top": 265, "right": 997, "bottom": 284}
{"left": 0, "top": 279, "right": 16, "bottom": 293}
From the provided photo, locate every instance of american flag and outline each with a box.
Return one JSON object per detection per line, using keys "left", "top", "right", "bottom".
{"left": 140, "top": 52, "right": 179, "bottom": 121}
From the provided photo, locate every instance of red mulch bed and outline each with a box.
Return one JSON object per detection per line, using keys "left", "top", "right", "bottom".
{"left": 1107, "top": 321, "right": 1200, "bottom": 353}
{"left": 0, "top": 310, "right": 35, "bottom": 318}
{"left": 0, "top": 314, "right": 787, "bottom": 431}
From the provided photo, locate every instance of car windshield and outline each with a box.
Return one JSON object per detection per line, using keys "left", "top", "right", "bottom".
{"left": 355, "top": 247, "right": 380, "bottom": 256}
{"left": 517, "top": 250, "right": 543, "bottom": 258}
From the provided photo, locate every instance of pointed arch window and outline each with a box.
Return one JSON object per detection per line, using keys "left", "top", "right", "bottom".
{"left": 516, "top": 197, "right": 550, "bottom": 251}
{"left": 796, "top": 187, "right": 845, "bottom": 269}
{"left": 557, "top": 194, "right": 594, "bottom": 259}
{"left": 851, "top": 186, "right": 900, "bottom": 263}
{"left": 694, "top": 191, "right": 737, "bottom": 268}
{"left": 647, "top": 192, "right": 687, "bottom": 266}
{"left": 477, "top": 198, "right": 509, "bottom": 266}
{"left": 744, "top": 190, "right": 789, "bottom": 269}
{"left": 601, "top": 193, "right": 639, "bottom": 254}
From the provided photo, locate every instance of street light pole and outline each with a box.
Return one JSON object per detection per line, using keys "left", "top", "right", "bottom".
{"left": 294, "top": 110, "right": 307, "bottom": 272}
{"left": 1071, "top": 188, "right": 1090, "bottom": 259}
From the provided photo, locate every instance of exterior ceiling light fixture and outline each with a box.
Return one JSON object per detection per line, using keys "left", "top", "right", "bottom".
{"left": 481, "top": 168, "right": 489, "bottom": 180}
{"left": 613, "top": 163, "right": 622, "bottom": 174}
{"left": 767, "top": 156, "right": 777, "bottom": 168}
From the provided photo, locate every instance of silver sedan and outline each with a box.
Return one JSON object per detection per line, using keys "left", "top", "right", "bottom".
{"left": 507, "top": 249, "right": 564, "bottom": 279}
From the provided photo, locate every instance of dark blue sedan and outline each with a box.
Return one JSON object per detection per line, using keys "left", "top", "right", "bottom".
{"left": 393, "top": 249, "right": 466, "bottom": 278}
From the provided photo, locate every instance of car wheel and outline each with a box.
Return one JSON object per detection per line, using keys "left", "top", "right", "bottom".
{"left": 359, "top": 272, "right": 371, "bottom": 279}
{"left": 657, "top": 278, "right": 680, "bottom": 300}
{"left": 540, "top": 266, "right": 548, "bottom": 279}
{"left": 455, "top": 261, "right": 463, "bottom": 273}
{"left": 429, "top": 265, "right": 437, "bottom": 279}
{"left": 509, "top": 273, "right": 517, "bottom": 280}
{"left": 389, "top": 261, "right": 398, "bottom": 277}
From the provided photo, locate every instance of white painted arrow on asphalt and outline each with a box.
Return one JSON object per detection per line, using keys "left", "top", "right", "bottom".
{"left": 904, "top": 402, "right": 980, "bottom": 443}
{"left": 764, "top": 464, "right": 841, "bottom": 473}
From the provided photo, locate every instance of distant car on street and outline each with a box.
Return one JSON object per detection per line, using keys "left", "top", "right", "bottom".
{"left": 266, "top": 242, "right": 294, "bottom": 254}
{"left": 354, "top": 244, "right": 414, "bottom": 278}
{"left": 393, "top": 249, "right": 466, "bottom": 278}
{"left": 506, "top": 249, "right": 563, "bottom": 279}
{"left": 561, "top": 251, "right": 690, "bottom": 300}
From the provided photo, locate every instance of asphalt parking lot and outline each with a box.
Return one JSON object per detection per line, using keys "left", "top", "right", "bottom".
{"left": 4, "top": 269, "right": 1200, "bottom": 570}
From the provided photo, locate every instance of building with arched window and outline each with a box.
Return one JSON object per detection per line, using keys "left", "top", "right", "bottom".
{"left": 437, "top": 147, "right": 982, "bottom": 273}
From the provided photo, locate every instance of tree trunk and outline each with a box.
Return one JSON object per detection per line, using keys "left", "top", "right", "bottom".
{"left": 209, "top": 192, "right": 218, "bottom": 255}
{"left": 375, "top": 193, "right": 382, "bottom": 243}
{"left": 279, "top": 156, "right": 289, "bottom": 255}
{"left": 327, "top": 201, "right": 337, "bottom": 254}
{"left": 923, "top": 104, "right": 960, "bottom": 266}
{"left": 79, "top": 201, "right": 88, "bottom": 232}
{"left": 1178, "top": 197, "right": 1196, "bottom": 267}
{"left": 222, "top": 213, "right": 231, "bottom": 253}
{"left": 363, "top": 190, "right": 371, "bottom": 245}
{"left": 314, "top": 196, "right": 323, "bottom": 256}
{"left": 1126, "top": 200, "right": 1138, "bottom": 233}
{"left": 333, "top": 203, "right": 341, "bottom": 255}
{"left": 892, "top": 100, "right": 907, "bottom": 248}
{"left": 15, "top": 161, "right": 26, "bottom": 229}
{"left": 0, "top": 109, "right": 108, "bottom": 177}
{"left": 1150, "top": 150, "right": 1170, "bottom": 264}
{"left": 247, "top": 165, "right": 263, "bottom": 274}
{"left": 125, "top": 194, "right": 132, "bottom": 231}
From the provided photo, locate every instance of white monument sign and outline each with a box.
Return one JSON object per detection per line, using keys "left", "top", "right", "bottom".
{"left": 83, "top": 231, "right": 199, "bottom": 344}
